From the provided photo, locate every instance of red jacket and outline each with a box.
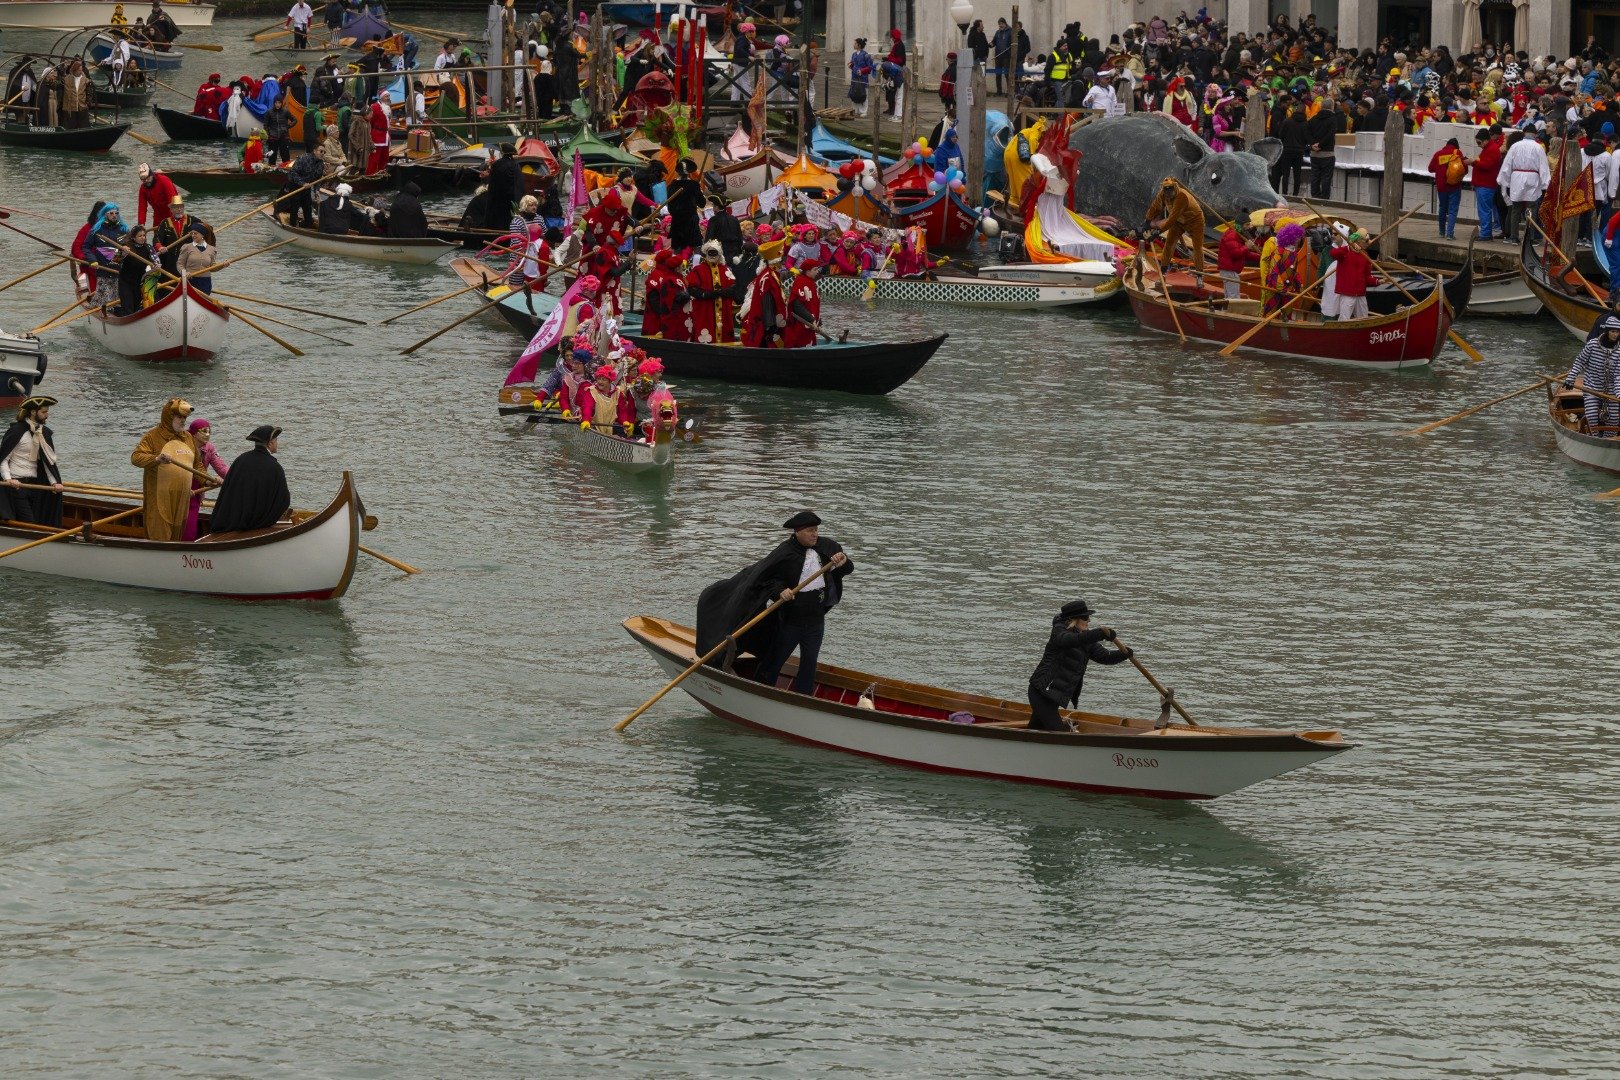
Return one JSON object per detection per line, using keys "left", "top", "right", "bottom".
{"left": 1217, "top": 229, "right": 1259, "bottom": 273}
{"left": 1330, "top": 245, "right": 1379, "bottom": 297}
{"left": 1429, "top": 147, "right": 1466, "bottom": 193}
{"left": 137, "top": 173, "right": 179, "bottom": 228}
{"left": 1471, "top": 137, "right": 1503, "bottom": 189}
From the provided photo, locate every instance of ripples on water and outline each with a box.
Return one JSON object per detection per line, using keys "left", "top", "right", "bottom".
{"left": 2, "top": 21, "right": 1619, "bottom": 1075}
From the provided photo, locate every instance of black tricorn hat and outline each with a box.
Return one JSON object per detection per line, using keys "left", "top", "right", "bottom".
{"left": 246, "top": 424, "right": 282, "bottom": 444}
{"left": 782, "top": 510, "right": 821, "bottom": 530}
{"left": 1060, "top": 599, "right": 1096, "bottom": 620}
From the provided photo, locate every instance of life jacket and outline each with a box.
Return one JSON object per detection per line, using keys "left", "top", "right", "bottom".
{"left": 1049, "top": 56, "right": 1070, "bottom": 81}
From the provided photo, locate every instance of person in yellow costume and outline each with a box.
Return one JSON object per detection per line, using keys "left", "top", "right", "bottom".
{"left": 110, "top": 4, "right": 129, "bottom": 28}
{"left": 1002, "top": 115, "right": 1047, "bottom": 212}
{"left": 130, "top": 398, "right": 197, "bottom": 541}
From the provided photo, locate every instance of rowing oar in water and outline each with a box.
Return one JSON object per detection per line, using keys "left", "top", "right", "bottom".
{"left": 376, "top": 238, "right": 545, "bottom": 325}
{"left": 862, "top": 244, "right": 898, "bottom": 301}
{"left": 614, "top": 560, "right": 840, "bottom": 732}
{"left": 210, "top": 289, "right": 368, "bottom": 326}
{"left": 399, "top": 248, "right": 595, "bottom": 355}
{"left": 0, "top": 216, "right": 64, "bottom": 252}
{"left": 0, "top": 255, "right": 70, "bottom": 295}
{"left": 1294, "top": 194, "right": 1484, "bottom": 364}
{"left": 1147, "top": 250, "right": 1187, "bottom": 343}
{"left": 1106, "top": 633, "right": 1200, "bottom": 729}
{"left": 1218, "top": 203, "right": 1426, "bottom": 358}
{"left": 1403, "top": 374, "right": 1563, "bottom": 436}
{"left": 0, "top": 507, "right": 144, "bottom": 562}
{"left": 222, "top": 301, "right": 352, "bottom": 347}
{"left": 173, "top": 42, "right": 225, "bottom": 52}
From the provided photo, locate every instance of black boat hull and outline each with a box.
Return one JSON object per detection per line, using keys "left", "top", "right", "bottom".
{"left": 0, "top": 122, "right": 129, "bottom": 151}
{"left": 153, "top": 105, "right": 237, "bottom": 142}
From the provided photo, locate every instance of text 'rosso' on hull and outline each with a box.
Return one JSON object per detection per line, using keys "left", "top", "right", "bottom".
{"left": 624, "top": 617, "right": 1354, "bottom": 800}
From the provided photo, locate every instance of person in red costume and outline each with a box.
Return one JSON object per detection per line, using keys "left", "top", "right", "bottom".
{"left": 741, "top": 261, "right": 788, "bottom": 347}
{"left": 365, "top": 97, "right": 390, "bottom": 175}
{"left": 192, "top": 73, "right": 227, "bottom": 118}
{"left": 136, "top": 162, "right": 178, "bottom": 229}
{"left": 577, "top": 364, "right": 639, "bottom": 436}
{"left": 1326, "top": 232, "right": 1379, "bottom": 321}
{"left": 69, "top": 200, "right": 107, "bottom": 294}
{"left": 682, "top": 240, "right": 738, "bottom": 343}
{"left": 640, "top": 249, "right": 688, "bottom": 338}
{"left": 584, "top": 168, "right": 656, "bottom": 246}
{"left": 781, "top": 260, "right": 825, "bottom": 348}
{"left": 582, "top": 232, "right": 627, "bottom": 315}
{"left": 828, "top": 230, "right": 871, "bottom": 276}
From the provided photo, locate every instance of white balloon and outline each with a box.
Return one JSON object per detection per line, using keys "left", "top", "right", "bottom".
{"left": 979, "top": 216, "right": 1001, "bottom": 237}
{"left": 861, "top": 175, "right": 877, "bottom": 192}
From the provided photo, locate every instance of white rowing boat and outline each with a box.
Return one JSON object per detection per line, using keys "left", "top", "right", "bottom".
{"left": 260, "top": 207, "right": 455, "bottom": 265}
{"left": 516, "top": 411, "right": 675, "bottom": 473}
{"left": 0, "top": 473, "right": 362, "bottom": 600}
{"left": 0, "top": 1, "right": 214, "bottom": 29}
{"left": 76, "top": 277, "right": 229, "bottom": 362}
{"left": 624, "top": 616, "right": 1355, "bottom": 800}
{"left": 1548, "top": 385, "right": 1620, "bottom": 473}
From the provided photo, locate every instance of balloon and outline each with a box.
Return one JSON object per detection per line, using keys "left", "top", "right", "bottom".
{"left": 979, "top": 216, "right": 1001, "bottom": 237}
{"left": 933, "top": 170, "right": 947, "bottom": 185}
{"left": 837, "top": 176, "right": 855, "bottom": 193}
{"left": 861, "top": 175, "right": 877, "bottom": 192}
{"left": 918, "top": 137, "right": 929, "bottom": 149}
{"left": 947, "top": 168, "right": 961, "bottom": 181}
{"left": 950, "top": 179, "right": 965, "bottom": 191}
{"left": 927, "top": 181, "right": 940, "bottom": 193}
{"left": 902, "top": 148, "right": 915, "bottom": 160}
{"left": 862, "top": 159, "right": 877, "bottom": 174}
{"left": 911, "top": 142, "right": 922, "bottom": 154}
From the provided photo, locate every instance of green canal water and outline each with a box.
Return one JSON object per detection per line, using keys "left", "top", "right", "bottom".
{"left": 0, "top": 16, "right": 1616, "bottom": 1078}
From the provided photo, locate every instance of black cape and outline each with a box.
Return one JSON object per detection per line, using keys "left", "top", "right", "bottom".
{"left": 695, "top": 536, "right": 851, "bottom": 668}
{"left": 387, "top": 190, "right": 429, "bottom": 238}
{"left": 207, "top": 446, "right": 290, "bottom": 533}
{"left": 483, "top": 156, "right": 523, "bottom": 230}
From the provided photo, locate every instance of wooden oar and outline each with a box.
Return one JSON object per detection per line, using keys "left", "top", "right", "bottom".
{"left": 151, "top": 77, "right": 195, "bottom": 101}
{"left": 1148, "top": 251, "right": 1186, "bottom": 343}
{"left": 1294, "top": 194, "right": 1483, "bottom": 363}
{"left": 380, "top": 280, "right": 483, "bottom": 323}
{"left": 217, "top": 178, "right": 333, "bottom": 233}
{"left": 1403, "top": 374, "right": 1562, "bottom": 436}
{"left": 0, "top": 217, "right": 65, "bottom": 251}
{"left": 1593, "top": 487, "right": 1620, "bottom": 501}
{"left": 230, "top": 308, "right": 305, "bottom": 356}
{"left": 174, "top": 42, "right": 225, "bottom": 52}
{"left": 125, "top": 129, "right": 160, "bottom": 147}
{"left": 188, "top": 238, "right": 299, "bottom": 278}
{"left": 1530, "top": 217, "right": 1608, "bottom": 306}
{"left": 0, "top": 507, "right": 142, "bottom": 562}
{"left": 0, "top": 255, "right": 69, "bottom": 295}
{"left": 0, "top": 203, "right": 60, "bottom": 222}
{"left": 223, "top": 302, "right": 352, "bottom": 346}
{"left": 614, "top": 559, "right": 839, "bottom": 732}
{"left": 1109, "top": 635, "right": 1200, "bottom": 728}
{"left": 1219, "top": 203, "right": 1425, "bottom": 358}
{"left": 400, "top": 249, "right": 593, "bottom": 354}
{"left": 28, "top": 295, "right": 90, "bottom": 335}
{"left": 358, "top": 545, "right": 420, "bottom": 574}
{"left": 211, "top": 288, "right": 368, "bottom": 325}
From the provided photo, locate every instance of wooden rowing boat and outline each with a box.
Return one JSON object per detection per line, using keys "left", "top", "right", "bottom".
{"left": 260, "top": 207, "right": 455, "bottom": 264}
{"left": 90, "top": 81, "right": 155, "bottom": 111}
{"left": 87, "top": 32, "right": 182, "bottom": 70}
{"left": 1125, "top": 275, "right": 1454, "bottom": 370}
{"left": 0, "top": 118, "right": 129, "bottom": 150}
{"left": 76, "top": 278, "right": 229, "bottom": 362}
{"left": 453, "top": 259, "right": 945, "bottom": 396}
{"left": 0, "top": 2, "right": 215, "bottom": 30}
{"left": 153, "top": 104, "right": 245, "bottom": 142}
{"left": 1521, "top": 233, "right": 1603, "bottom": 340}
{"left": 623, "top": 616, "right": 1355, "bottom": 800}
{"left": 817, "top": 270, "right": 1120, "bottom": 309}
{"left": 1469, "top": 267, "right": 1541, "bottom": 316}
{"left": 0, "top": 472, "right": 361, "bottom": 600}
{"left": 170, "top": 167, "right": 391, "bottom": 195}
{"left": 1547, "top": 384, "right": 1620, "bottom": 472}
{"left": 514, "top": 411, "right": 675, "bottom": 473}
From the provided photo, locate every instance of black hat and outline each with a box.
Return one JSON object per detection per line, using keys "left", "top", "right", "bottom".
{"left": 1059, "top": 599, "right": 1096, "bottom": 620}
{"left": 782, "top": 510, "right": 821, "bottom": 530}
{"left": 18, "top": 394, "right": 56, "bottom": 415}
{"left": 246, "top": 424, "right": 282, "bottom": 444}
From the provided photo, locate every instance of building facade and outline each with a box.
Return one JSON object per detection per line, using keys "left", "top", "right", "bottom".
{"left": 825, "top": 1, "right": 1580, "bottom": 86}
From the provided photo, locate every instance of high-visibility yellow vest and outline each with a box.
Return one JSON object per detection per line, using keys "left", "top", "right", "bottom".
{"left": 1050, "top": 59, "right": 1070, "bottom": 80}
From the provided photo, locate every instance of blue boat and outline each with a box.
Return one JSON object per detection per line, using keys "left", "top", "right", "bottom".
{"left": 87, "top": 33, "right": 183, "bottom": 70}
{"left": 807, "top": 122, "right": 895, "bottom": 169}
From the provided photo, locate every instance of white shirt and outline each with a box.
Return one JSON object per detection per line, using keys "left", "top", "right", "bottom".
{"left": 2, "top": 428, "right": 38, "bottom": 481}
{"left": 1081, "top": 83, "right": 1116, "bottom": 113}
{"left": 1497, "top": 138, "right": 1550, "bottom": 201}
{"left": 798, "top": 547, "right": 824, "bottom": 592}
{"left": 287, "top": 2, "right": 312, "bottom": 28}
{"left": 434, "top": 51, "right": 453, "bottom": 70}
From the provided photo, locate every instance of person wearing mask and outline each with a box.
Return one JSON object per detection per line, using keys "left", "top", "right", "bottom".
{"left": 129, "top": 397, "right": 196, "bottom": 542}
{"left": 746, "top": 511, "right": 853, "bottom": 696}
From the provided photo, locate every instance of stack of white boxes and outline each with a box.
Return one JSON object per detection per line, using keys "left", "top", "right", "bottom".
{"left": 1326, "top": 121, "right": 1479, "bottom": 222}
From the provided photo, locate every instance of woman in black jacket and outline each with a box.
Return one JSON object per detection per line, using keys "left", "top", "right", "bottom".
{"left": 1026, "top": 599, "right": 1132, "bottom": 731}
{"left": 1273, "top": 105, "right": 1312, "bottom": 196}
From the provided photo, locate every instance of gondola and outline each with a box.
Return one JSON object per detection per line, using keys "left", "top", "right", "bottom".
{"left": 622, "top": 616, "right": 1355, "bottom": 800}
{"left": 153, "top": 104, "right": 240, "bottom": 141}
{"left": 90, "top": 80, "right": 155, "bottom": 111}
{"left": 1520, "top": 232, "right": 1604, "bottom": 340}
{"left": 511, "top": 411, "right": 676, "bottom": 474}
{"left": 0, "top": 473, "right": 362, "bottom": 601}
{"left": 169, "top": 166, "right": 390, "bottom": 195}
{"left": 1364, "top": 235, "right": 1475, "bottom": 319}
{"left": 456, "top": 259, "right": 944, "bottom": 395}
{"left": 260, "top": 206, "right": 455, "bottom": 264}
{"left": 1124, "top": 271, "right": 1457, "bottom": 370}
{"left": 0, "top": 3, "right": 215, "bottom": 30}
{"left": 1547, "top": 384, "right": 1620, "bottom": 473}
{"left": 75, "top": 278, "right": 229, "bottom": 362}
{"left": 422, "top": 213, "right": 505, "bottom": 249}
{"left": 0, "top": 119, "right": 129, "bottom": 150}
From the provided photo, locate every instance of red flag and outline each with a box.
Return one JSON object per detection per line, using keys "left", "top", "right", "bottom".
{"left": 1562, "top": 163, "right": 1596, "bottom": 220}
{"left": 1540, "top": 137, "right": 1567, "bottom": 241}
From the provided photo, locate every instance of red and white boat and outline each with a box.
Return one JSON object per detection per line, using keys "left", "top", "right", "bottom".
{"left": 624, "top": 616, "right": 1354, "bottom": 800}
{"left": 1124, "top": 278, "right": 1455, "bottom": 370}
{"left": 0, "top": 473, "right": 363, "bottom": 600}
{"left": 76, "top": 278, "right": 229, "bottom": 362}
{"left": 880, "top": 160, "right": 982, "bottom": 252}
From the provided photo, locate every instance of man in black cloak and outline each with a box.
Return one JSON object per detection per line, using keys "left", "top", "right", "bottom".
{"left": 695, "top": 511, "right": 852, "bottom": 694}
{"left": 482, "top": 143, "right": 523, "bottom": 231}
{"left": 386, "top": 181, "right": 429, "bottom": 238}
{"left": 206, "top": 425, "right": 290, "bottom": 534}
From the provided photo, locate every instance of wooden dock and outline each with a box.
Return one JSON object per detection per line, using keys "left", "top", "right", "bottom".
{"left": 1286, "top": 198, "right": 1522, "bottom": 273}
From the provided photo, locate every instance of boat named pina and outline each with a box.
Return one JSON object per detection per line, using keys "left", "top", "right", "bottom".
{"left": 624, "top": 616, "right": 1354, "bottom": 800}
{"left": 1547, "top": 385, "right": 1620, "bottom": 473}
{"left": 0, "top": 473, "right": 362, "bottom": 600}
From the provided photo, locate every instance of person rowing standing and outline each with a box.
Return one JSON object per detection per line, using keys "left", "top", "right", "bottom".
{"left": 1026, "top": 599, "right": 1133, "bottom": 731}
{"left": 1565, "top": 316, "right": 1620, "bottom": 436}
{"left": 0, "top": 396, "right": 64, "bottom": 528}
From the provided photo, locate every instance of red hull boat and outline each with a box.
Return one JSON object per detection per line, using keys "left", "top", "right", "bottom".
{"left": 882, "top": 161, "right": 982, "bottom": 252}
